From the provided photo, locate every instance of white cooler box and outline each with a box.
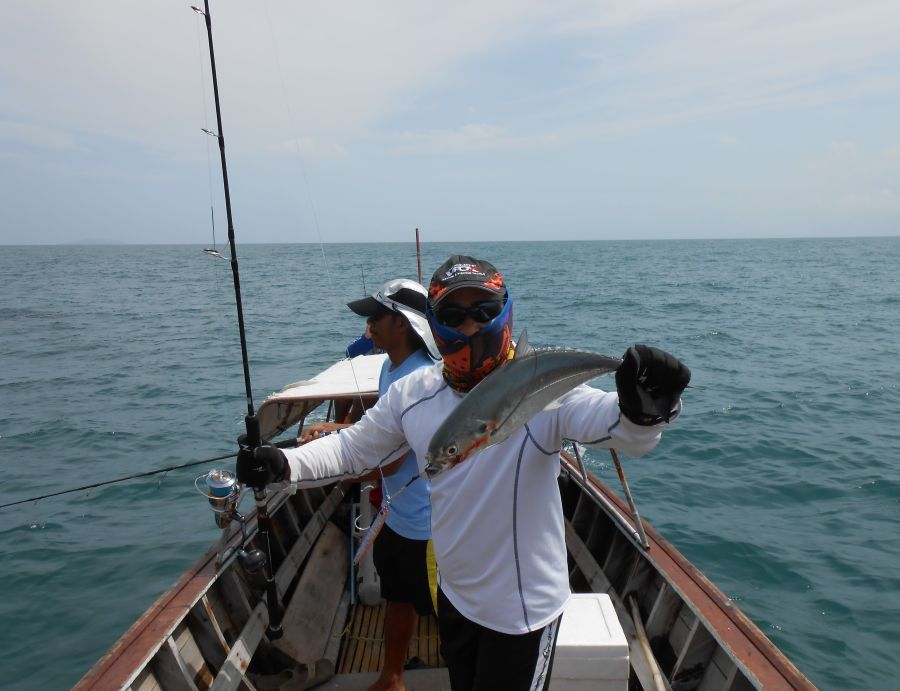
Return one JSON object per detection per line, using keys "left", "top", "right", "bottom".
{"left": 550, "top": 593, "right": 629, "bottom": 690}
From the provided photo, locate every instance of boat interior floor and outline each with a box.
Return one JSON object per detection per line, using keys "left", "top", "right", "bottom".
{"left": 313, "top": 668, "right": 451, "bottom": 691}
{"left": 336, "top": 602, "right": 445, "bottom": 675}
{"left": 259, "top": 600, "right": 450, "bottom": 691}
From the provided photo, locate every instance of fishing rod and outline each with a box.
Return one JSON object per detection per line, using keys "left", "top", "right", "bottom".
{"left": 192, "top": 1, "right": 283, "bottom": 640}
{"left": 415, "top": 227, "right": 423, "bottom": 283}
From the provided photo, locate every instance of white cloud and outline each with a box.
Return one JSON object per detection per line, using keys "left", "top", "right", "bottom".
{"left": 543, "top": 0, "right": 900, "bottom": 137}
{"left": 2, "top": 0, "right": 897, "bottom": 151}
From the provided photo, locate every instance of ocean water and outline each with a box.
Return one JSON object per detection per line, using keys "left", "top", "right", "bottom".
{"left": 1, "top": 238, "right": 898, "bottom": 690}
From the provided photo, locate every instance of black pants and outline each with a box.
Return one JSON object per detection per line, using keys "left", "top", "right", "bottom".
{"left": 437, "top": 588, "right": 560, "bottom": 691}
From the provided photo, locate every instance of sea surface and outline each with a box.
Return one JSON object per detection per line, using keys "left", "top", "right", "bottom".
{"left": 1, "top": 238, "right": 898, "bottom": 690}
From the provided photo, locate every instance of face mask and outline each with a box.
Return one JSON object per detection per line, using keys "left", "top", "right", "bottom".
{"left": 427, "top": 294, "right": 514, "bottom": 392}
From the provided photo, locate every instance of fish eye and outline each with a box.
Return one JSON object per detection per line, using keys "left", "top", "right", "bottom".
{"left": 447, "top": 445, "right": 458, "bottom": 456}
{"left": 478, "top": 423, "right": 488, "bottom": 433}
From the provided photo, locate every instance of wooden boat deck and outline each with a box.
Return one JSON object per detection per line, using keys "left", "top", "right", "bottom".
{"left": 336, "top": 603, "right": 444, "bottom": 674}
{"left": 76, "top": 466, "right": 816, "bottom": 691}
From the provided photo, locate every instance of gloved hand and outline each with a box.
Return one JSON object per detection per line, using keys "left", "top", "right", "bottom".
{"left": 236, "top": 442, "right": 288, "bottom": 489}
{"left": 615, "top": 344, "right": 691, "bottom": 426}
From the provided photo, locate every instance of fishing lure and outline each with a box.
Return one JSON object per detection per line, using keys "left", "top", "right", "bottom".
{"left": 353, "top": 503, "right": 389, "bottom": 566}
{"left": 352, "top": 473, "right": 420, "bottom": 565}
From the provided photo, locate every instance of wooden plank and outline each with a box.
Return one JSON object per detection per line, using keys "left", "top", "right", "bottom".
{"left": 209, "top": 605, "right": 267, "bottom": 691}
{"left": 273, "top": 485, "right": 345, "bottom": 596}
{"left": 337, "top": 604, "right": 365, "bottom": 674}
{"left": 645, "top": 580, "right": 683, "bottom": 641}
{"left": 671, "top": 613, "right": 717, "bottom": 685}
{"left": 322, "top": 590, "right": 352, "bottom": 674}
{"left": 274, "top": 521, "right": 349, "bottom": 665}
{"left": 352, "top": 603, "right": 385, "bottom": 674}
{"left": 355, "top": 605, "right": 376, "bottom": 673}
{"left": 218, "top": 570, "right": 253, "bottom": 628}
{"left": 356, "top": 605, "right": 377, "bottom": 673}
{"left": 129, "top": 667, "right": 161, "bottom": 691}
{"left": 173, "top": 621, "right": 214, "bottom": 689}
{"left": 698, "top": 647, "right": 741, "bottom": 691}
{"left": 151, "top": 637, "right": 200, "bottom": 691}
{"left": 208, "top": 486, "right": 345, "bottom": 691}
{"left": 670, "top": 608, "right": 699, "bottom": 677}
{"left": 370, "top": 603, "right": 386, "bottom": 672}
{"left": 206, "top": 586, "right": 240, "bottom": 647}
{"left": 187, "top": 596, "right": 230, "bottom": 674}
{"left": 336, "top": 599, "right": 442, "bottom": 673}
{"left": 249, "top": 590, "right": 351, "bottom": 691}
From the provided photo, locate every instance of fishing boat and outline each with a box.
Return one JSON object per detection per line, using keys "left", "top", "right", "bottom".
{"left": 71, "top": 5, "right": 817, "bottom": 688}
{"left": 73, "top": 353, "right": 816, "bottom": 691}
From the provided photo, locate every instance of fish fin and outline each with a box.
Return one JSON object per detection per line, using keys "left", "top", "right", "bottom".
{"left": 514, "top": 329, "right": 533, "bottom": 360}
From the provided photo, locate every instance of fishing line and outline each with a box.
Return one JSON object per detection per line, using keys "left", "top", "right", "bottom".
{"left": 0, "top": 452, "right": 236, "bottom": 510}
{"left": 260, "top": 0, "right": 333, "bottom": 287}
{"left": 195, "top": 13, "right": 219, "bottom": 253}
{"left": 256, "top": 0, "right": 372, "bottom": 413}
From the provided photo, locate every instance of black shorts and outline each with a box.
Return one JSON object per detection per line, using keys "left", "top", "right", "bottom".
{"left": 437, "top": 587, "right": 561, "bottom": 691}
{"left": 372, "top": 522, "right": 435, "bottom": 616}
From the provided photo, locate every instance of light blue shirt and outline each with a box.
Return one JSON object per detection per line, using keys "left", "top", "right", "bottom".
{"left": 378, "top": 349, "right": 433, "bottom": 540}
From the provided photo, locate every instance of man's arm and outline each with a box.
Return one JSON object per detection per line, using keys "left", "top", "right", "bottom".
{"left": 557, "top": 385, "right": 671, "bottom": 457}
{"left": 238, "top": 377, "right": 413, "bottom": 490}
{"left": 558, "top": 345, "right": 689, "bottom": 457}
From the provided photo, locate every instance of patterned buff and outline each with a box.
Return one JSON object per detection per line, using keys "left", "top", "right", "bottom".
{"left": 426, "top": 256, "right": 515, "bottom": 392}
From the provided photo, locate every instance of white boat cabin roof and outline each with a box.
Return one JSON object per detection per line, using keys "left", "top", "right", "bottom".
{"left": 257, "top": 353, "right": 387, "bottom": 440}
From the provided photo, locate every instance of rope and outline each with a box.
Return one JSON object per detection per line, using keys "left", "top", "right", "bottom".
{"left": 334, "top": 620, "right": 439, "bottom": 643}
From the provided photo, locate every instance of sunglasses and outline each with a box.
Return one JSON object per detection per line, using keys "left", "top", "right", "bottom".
{"left": 434, "top": 300, "right": 504, "bottom": 328}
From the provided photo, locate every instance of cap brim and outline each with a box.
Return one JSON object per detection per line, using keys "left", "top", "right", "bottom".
{"left": 347, "top": 296, "right": 385, "bottom": 317}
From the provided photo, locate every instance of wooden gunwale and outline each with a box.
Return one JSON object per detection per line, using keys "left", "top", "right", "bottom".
{"left": 72, "top": 489, "right": 294, "bottom": 691}
{"left": 560, "top": 453, "right": 816, "bottom": 690}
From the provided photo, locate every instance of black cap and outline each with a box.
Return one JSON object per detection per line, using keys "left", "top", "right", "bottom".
{"left": 427, "top": 255, "right": 506, "bottom": 307}
{"left": 347, "top": 281, "right": 428, "bottom": 317}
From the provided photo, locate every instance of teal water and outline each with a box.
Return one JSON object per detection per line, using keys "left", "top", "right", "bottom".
{"left": 1, "top": 238, "right": 898, "bottom": 689}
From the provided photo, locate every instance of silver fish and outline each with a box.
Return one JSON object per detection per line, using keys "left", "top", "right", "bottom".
{"left": 424, "top": 330, "right": 622, "bottom": 478}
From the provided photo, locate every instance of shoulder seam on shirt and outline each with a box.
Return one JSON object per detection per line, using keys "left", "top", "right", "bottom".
{"left": 400, "top": 381, "right": 448, "bottom": 420}
{"left": 524, "top": 423, "right": 558, "bottom": 455}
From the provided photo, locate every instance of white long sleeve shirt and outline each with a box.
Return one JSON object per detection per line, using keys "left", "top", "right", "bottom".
{"left": 283, "top": 361, "right": 677, "bottom": 635}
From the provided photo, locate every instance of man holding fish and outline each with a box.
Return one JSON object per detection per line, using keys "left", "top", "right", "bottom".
{"left": 238, "top": 255, "right": 690, "bottom": 691}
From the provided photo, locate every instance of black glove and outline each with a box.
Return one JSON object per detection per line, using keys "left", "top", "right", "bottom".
{"left": 615, "top": 344, "right": 690, "bottom": 426}
{"left": 236, "top": 442, "right": 288, "bottom": 489}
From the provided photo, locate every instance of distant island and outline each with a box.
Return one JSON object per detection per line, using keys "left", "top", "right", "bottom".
{"left": 62, "top": 238, "right": 129, "bottom": 246}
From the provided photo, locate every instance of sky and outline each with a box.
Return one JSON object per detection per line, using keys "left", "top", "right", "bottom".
{"left": 1, "top": 0, "right": 899, "bottom": 244}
